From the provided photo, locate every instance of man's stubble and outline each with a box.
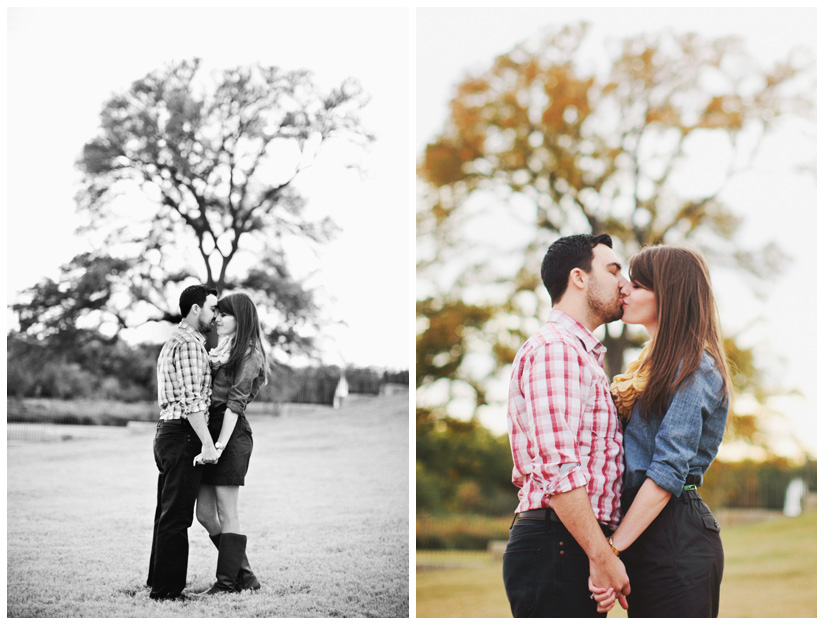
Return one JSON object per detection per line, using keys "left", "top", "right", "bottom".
{"left": 586, "top": 282, "right": 623, "bottom": 327}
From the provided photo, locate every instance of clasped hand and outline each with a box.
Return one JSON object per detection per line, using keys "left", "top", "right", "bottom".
{"left": 588, "top": 553, "right": 630, "bottom": 614}
{"left": 588, "top": 576, "right": 629, "bottom": 613}
{"left": 192, "top": 445, "right": 222, "bottom": 466}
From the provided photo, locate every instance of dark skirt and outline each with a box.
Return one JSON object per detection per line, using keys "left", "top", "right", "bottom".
{"left": 200, "top": 404, "right": 253, "bottom": 486}
{"left": 620, "top": 486, "right": 724, "bottom": 618}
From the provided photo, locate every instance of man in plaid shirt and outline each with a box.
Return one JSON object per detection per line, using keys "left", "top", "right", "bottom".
{"left": 148, "top": 284, "right": 220, "bottom": 601}
{"left": 503, "top": 234, "right": 631, "bottom": 617}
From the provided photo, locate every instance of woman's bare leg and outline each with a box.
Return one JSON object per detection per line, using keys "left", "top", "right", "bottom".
{"left": 196, "top": 483, "right": 222, "bottom": 536}
{"left": 215, "top": 485, "right": 241, "bottom": 534}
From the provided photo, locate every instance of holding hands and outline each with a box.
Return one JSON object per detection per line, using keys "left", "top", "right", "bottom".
{"left": 193, "top": 441, "right": 224, "bottom": 466}
{"left": 588, "top": 544, "right": 630, "bottom": 614}
{"left": 589, "top": 576, "right": 628, "bottom": 613}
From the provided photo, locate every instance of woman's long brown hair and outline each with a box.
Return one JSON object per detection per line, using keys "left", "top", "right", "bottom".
{"left": 630, "top": 245, "right": 731, "bottom": 420}
{"left": 217, "top": 291, "right": 269, "bottom": 384}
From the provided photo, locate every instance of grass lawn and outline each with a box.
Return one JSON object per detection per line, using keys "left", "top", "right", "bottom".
{"left": 416, "top": 510, "right": 816, "bottom": 618}
{"left": 7, "top": 393, "right": 410, "bottom": 618}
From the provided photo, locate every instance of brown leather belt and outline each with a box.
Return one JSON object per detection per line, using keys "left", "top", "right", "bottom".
{"left": 514, "top": 508, "right": 613, "bottom": 533}
{"left": 515, "top": 508, "right": 563, "bottom": 523}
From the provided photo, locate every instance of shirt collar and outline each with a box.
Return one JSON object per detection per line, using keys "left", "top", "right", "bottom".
{"left": 547, "top": 309, "right": 606, "bottom": 360}
{"left": 178, "top": 320, "right": 207, "bottom": 344}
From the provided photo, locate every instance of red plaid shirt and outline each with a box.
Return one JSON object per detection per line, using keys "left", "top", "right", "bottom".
{"left": 157, "top": 321, "right": 212, "bottom": 421}
{"left": 507, "top": 310, "right": 623, "bottom": 527}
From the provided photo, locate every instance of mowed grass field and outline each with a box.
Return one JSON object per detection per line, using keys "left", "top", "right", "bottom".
{"left": 416, "top": 509, "right": 817, "bottom": 618}
{"left": 7, "top": 392, "right": 410, "bottom": 618}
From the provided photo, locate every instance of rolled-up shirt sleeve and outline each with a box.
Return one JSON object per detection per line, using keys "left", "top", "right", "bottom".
{"left": 175, "top": 341, "right": 210, "bottom": 417}
{"left": 524, "top": 342, "right": 588, "bottom": 496}
{"left": 226, "top": 351, "right": 264, "bottom": 416}
{"left": 647, "top": 365, "right": 723, "bottom": 497}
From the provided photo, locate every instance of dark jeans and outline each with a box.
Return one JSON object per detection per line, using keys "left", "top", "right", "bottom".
{"left": 620, "top": 487, "right": 724, "bottom": 617}
{"left": 502, "top": 513, "right": 610, "bottom": 618}
{"left": 147, "top": 420, "right": 204, "bottom": 599}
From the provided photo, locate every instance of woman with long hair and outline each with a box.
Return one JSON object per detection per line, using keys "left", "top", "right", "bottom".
{"left": 590, "top": 245, "right": 731, "bottom": 617}
{"left": 194, "top": 291, "right": 269, "bottom": 594}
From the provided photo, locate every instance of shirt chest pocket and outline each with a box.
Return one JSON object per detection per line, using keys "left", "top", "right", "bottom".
{"left": 585, "top": 379, "right": 616, "bottom": 438}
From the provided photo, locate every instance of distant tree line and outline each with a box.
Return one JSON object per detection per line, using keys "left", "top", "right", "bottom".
{"left": 7, "top": 331, "right": 407, "bottom": 406}
{"left": 279, "top": 365, "right": 408, "bottom": 406}
{"left": 417, "top": 409, "right": 517, "bottom": 516}
{"left": 7, "top": 331, "right": 160, "bottom": 402}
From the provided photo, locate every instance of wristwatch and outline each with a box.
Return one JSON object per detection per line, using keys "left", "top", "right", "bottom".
{"left": 607, "top": 535, "right": 620, "bottom": 556}
{"left": 215, "top": 441, "right": 226, "bottom": 451}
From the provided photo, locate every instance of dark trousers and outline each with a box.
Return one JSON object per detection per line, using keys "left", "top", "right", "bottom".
{"left": 621, "top": 487, "right": 724, "bottom": 618}
{"left": 147, "top": 420, "right": 204, "bottom": 599}
{"left": 502, "top": 511, "right": 610, "bottom": 618}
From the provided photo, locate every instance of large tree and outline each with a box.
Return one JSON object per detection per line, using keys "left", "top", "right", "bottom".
{"left": 14, "top": 58, "right": 373, "bottom": 359}
{"left": 417, "top": 24, "right": 813, "bottom": 433}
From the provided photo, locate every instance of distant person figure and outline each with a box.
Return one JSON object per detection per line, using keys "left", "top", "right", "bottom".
{"left": 333, "top": 373, "right": 349, "bottom": 409}
{"left": 590, "top": 245, "right": 731, "bottom": 618}
{"left": 503, "top": 234, "right": 631, "bottom": 617}
{"left": 783, "top": 477, "right": 805, "bottom": 517}
{"left": 194, "top": 292, "right": 269, "bottom": 594}
{"left": 148, "top": 284, "right": 220, "bottom": 601}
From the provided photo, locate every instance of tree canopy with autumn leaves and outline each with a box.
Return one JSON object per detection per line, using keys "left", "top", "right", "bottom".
{"left": 417, "top": 24, "right": 813, "bottom": 446}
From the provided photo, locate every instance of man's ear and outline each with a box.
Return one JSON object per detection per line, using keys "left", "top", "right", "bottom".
{"left": 568, "top": 268, "right": 587, "bottom": 291}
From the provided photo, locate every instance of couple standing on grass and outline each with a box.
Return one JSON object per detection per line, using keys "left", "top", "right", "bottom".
{"left": 503, "top": 234, "right": 730, "bottom": 618}
{"left": 147, "top": 284, "right": 269, "bottom": 601}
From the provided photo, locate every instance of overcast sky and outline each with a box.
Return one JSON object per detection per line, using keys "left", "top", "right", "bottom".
{"left": 6, "top": 7, "right": 410, "bottom": 370}
{"left": 416, "top": 7, "right": 818, "bottom": 458}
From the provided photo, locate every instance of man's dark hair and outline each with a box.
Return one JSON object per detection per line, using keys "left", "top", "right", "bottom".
{"left": 179, "top": 284, "right": 218, "bottom": 317}
{"left": 541, "top": 234, "right": 613, "bottom": 304}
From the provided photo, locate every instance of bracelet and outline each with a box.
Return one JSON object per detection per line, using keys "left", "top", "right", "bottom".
{"left": 607, "top": 535, "right": 620, "bottom": 556}
{"left": 215, "top": 441, "right": 226, "bottom": 451}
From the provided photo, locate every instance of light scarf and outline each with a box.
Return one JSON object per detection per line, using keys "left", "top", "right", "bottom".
{"left": 610, "top": 342, "right": 651, "bottom": 423}
{"left": 209, "top": 335, "right": 234, "bottom": 368}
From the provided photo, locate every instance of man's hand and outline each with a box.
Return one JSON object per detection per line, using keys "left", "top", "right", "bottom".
{"left": 187, "top": 410, "right": 219, "bottom": 466}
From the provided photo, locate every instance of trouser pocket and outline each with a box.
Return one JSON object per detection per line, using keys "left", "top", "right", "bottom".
{"left": 502, "top": 547, "right": 541, "bottom": 617}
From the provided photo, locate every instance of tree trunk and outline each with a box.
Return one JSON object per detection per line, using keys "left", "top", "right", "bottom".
{"left": 602, "top": 324, "right": 632, "bottom": 380}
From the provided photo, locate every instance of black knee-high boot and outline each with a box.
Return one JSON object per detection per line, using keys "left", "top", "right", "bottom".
{"left": 200, "top": 533, "right": 247, "bottom": 594}
{"left": 209, "top": 533, "right": 261, "bottom": 591}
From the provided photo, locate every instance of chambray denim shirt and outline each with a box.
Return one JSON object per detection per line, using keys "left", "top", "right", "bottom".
{"left": 622, "top": 352, "right": 729, "bottom": 498}
{"left": 211, "top": 348, "right": 266, "bottom": 417}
